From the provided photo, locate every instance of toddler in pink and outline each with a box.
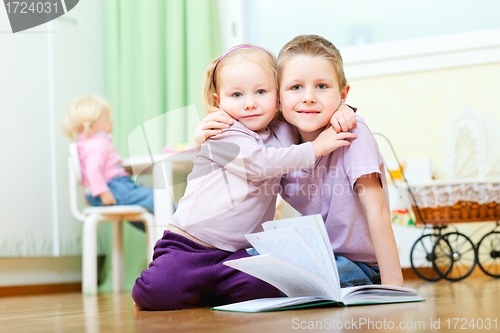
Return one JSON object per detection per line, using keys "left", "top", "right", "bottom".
{"left": 62, "top": 95, "right": 154, "bottom": 230}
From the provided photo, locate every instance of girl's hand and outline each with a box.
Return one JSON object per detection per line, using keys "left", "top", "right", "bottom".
{"left": 194, "top": 110, "right": 234, "bottom": 147}
{"left": 331, "top": 103, "right": 356, "bottom": 133}
{"left": 100, "top": 191, "right": 116, "bottom": 206}
{"left": 311, "top": 127, "right": 357, "bottom": 159}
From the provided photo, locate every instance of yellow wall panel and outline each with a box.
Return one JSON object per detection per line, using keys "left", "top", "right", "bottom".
{"left": 347, "top": 63, "right": 500, "bottom": 178}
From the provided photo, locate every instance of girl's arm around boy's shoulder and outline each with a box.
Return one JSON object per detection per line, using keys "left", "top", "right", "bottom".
{"left": 204, "top": 120, "right": 263, "bottom": 148}
{"left": 202, "top": 121, "right": 316, "bottom": 181}
{"left": 203, "top": 120, "right": 356, "bottom": 181}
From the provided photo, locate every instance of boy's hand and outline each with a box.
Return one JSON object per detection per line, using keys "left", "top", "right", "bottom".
{"left": 194, "top": 110, "right": 234, "bottom": 147}
{"left": 100, "top": 191, "right": 116, "bottom": 206}
{"left": 381, "top": 278, "right": 404, "bottom": 288}
{"left": 331, "top": 103, "right": 356, "bottom": 133}
{"left": 311, "top": 127, "right": 357, "bottom": 159}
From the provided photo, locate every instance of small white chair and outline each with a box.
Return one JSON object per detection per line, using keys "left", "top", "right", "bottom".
{"left": 68, "top": 143, "right": 156, "bottom": 295}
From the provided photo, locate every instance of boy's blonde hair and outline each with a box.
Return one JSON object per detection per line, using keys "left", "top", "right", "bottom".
{"left": 277, "top": 35, "right": 348, "bottom": 91}
{"left": 62, "top": 95, "right": 112, "bottom": 140}
{"left": 201, "top": 44, "right": 277, "bottom": 114}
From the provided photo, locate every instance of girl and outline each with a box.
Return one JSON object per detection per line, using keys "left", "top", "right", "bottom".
{"left": 132, "top": 45, "right": 357, "bottom": 310}
{"left": 197, "top": 36, "right": 404, "bottom": 288}
{"left": 62, "top": 95, "right": 154, "bottom": 231}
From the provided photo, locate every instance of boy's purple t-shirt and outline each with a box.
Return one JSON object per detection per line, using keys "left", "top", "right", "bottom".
{"left": 279, "top": 116, "right": 390, "bottom": 263}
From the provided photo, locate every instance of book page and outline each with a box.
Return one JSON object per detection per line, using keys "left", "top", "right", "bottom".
{"left": 339, "top": 285, "right": 424, "bottom": 305}
{"left": 224, "top": 254, "right": 338, "bottom": 299}
{"left": 245, "top": 228, "right": 337, "bottom": 290}
{"left": 262, "top": 215, "right": 340, "bottom": 293}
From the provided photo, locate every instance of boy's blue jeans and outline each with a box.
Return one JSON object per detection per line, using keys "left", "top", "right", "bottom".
{"left": 335, "top": 255, "right": 380, "bottom": 287}
{"left": 246, "top": 249, "right": 380, "bottom": 289}
{"left": 86, "top": 176, "right": 154, "bottom": 231}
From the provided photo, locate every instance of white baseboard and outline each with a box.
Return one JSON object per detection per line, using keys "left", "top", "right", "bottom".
{"left": 0, "top": 256, "right": 82, "bottom": 287}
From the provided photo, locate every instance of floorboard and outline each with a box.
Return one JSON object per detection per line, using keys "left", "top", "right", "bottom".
{"left": 1, "top": 276, "right": 499, "bottom": 333}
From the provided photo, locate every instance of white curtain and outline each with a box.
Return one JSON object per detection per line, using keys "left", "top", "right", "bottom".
{"left": 443, "top": 109, "right": 500, "bottom": 179}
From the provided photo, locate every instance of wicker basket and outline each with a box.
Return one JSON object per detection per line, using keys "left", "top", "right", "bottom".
{"left": 412, "top": 201, "right": 500, "bottom": 225}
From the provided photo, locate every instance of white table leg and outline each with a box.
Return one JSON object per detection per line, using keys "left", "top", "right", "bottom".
{"left": 153, "top": 160, "right": 174, "bottom": 241}
{"left": 111, "top": 221, "right": 124, "bottom": 293}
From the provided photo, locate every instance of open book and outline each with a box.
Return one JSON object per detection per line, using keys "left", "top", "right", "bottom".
{"left": 213, "top": 214, "right": 424, "bottom": 312}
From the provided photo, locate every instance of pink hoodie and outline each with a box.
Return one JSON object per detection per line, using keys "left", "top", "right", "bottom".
{"left": 77, "top": 132, "right": 129, "bottom": 196}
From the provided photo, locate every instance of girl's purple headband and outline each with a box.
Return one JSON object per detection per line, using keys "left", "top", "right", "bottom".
{"left": 212, "top": 45, "right": 253, "bottom": 89}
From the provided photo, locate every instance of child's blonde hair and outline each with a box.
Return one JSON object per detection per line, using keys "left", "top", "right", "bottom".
{"left": 201, "top": 44, "right": 277, "bottom": 114}
{"left": 277, "top": 35, "right": 348, "bottom": 91}
{"left": 62, "top": 95, "right": 112, "bottom": 140}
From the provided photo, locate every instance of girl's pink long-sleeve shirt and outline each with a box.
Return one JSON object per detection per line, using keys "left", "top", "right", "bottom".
{"left": 77, "top": 132, "right": 129, "bottom": 197}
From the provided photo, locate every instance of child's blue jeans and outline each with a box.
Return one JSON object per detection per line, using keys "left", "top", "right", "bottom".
{"left": 86, "top": 176, "right": 154, "bottom": 231}
{"left": 335, "top": 255, "right": 380, "bottom": 287}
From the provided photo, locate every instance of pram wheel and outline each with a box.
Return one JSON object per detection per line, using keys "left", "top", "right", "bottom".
{"left": 432, "top": 232, "right": 477, "bottom": 281}
{"left": 477, "top": 231, "right": 500, "bottom": 278}
{"left": 410, "top": 233, "right": 450, "bottom": 281}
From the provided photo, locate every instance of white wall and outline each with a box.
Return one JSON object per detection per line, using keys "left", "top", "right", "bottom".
{"left": 0, "top": 0, "right": 106, "bottom": 262}
{"left": 0, "top": 15, "right": 53, "bottom": 257}
{"left": 242, "top": 0, "right": 500, "bottom": 54}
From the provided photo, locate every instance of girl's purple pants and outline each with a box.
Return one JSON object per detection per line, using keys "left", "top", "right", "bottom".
{"left": 132, "top": 231, "right": 280, "bottom": 310}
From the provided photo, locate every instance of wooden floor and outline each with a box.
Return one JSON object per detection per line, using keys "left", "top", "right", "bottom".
{"left": 1, "top": 276, "right": 499, "bottom": 333}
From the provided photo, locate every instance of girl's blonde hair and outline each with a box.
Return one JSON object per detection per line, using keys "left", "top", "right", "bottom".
{"left": 277, "top": 35, "right": 348, "bottom": 91}
{"left": 201, "top": 44, "right": 277, "bottom": 115}
{"left": 62, "top": 95, "right": 112, "bottom": 140}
